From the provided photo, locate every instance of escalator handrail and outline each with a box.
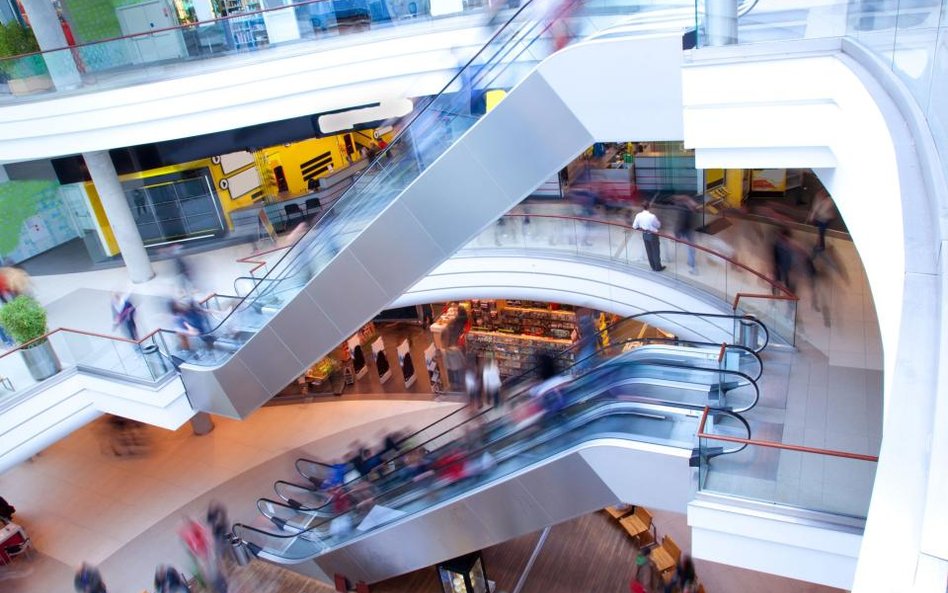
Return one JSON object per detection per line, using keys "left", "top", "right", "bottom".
{"left": 252, "top": 359, "right": 750, "bottom": 532}
{"left": 287, "top": 334, "right": 761, "bottom": 506}
{"left": 287, "top": 314, "right": 764, "bottom": 491}
{"left": 235, "top": 399, "right": 746, "bottom": 552}
{"left": 194, "top": 0, "right": 549, "bottom": 336}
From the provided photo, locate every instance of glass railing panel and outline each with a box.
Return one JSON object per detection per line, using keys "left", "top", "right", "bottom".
{"left": 0, "top": 330, "right": 172, "bottom": 400}
{"left": 1, "top": 0, "right": 510, "bottom": 99}
{"left": 698, "top": 434, "right": 877, "bottom": 519}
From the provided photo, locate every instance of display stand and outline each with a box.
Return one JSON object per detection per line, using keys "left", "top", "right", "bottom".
{"left": 398, "top": 339, "right": 415, "bottom": 389}
{"left": 424, "top": 343, "right": 442, "bottom": 394}
{"left": 372, "top": 338, "right": 391, "bottom": 384}
{"left": 348, "top": 335, "right": 368, "bottom": 380}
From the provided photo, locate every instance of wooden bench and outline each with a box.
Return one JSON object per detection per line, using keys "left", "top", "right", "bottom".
{"left": 604, "top": 504, "right": 634, "bottom": 519}
{"left": 619, "top": 506, "right": 654, "bottom": 546}
{"left": 650, "top": 535, "right": 681, "bottom": 583}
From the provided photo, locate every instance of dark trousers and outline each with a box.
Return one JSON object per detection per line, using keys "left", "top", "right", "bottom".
{"left": 643, "top": 232, "right": 663, "bottom": 270}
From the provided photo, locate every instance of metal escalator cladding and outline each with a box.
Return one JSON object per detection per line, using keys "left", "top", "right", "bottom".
{"left": 178, "top": 1, "right": 555, "bottom": 367}
{"left": 236, "top": 383, "right": 750, "bottom": 563}
{"left": 272, "top": 313, "right": 765, "bottom": 521}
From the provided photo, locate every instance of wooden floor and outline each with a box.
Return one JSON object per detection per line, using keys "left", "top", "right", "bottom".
{"left": 213, "top": 512, "right": 638, "bottom": 593}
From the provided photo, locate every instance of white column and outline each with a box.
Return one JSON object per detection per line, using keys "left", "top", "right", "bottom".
{"left": 82, "top": 151, "right": 155, "bottom": 283}
{"left": 18, "top": 0, "right": 82, "bottom": 90}
{"left": 705, "top": 0, "right": 738, "bottom": 46}
{"left": 0, "top": 165, "right": 8, "bottom": 183}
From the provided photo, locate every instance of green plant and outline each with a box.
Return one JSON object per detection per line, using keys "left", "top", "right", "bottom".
{"left": 0, "top": 21, "right": 42, "bottom": 80}
{"left": 0, "top": 295, "right": 49, "bottom": 345}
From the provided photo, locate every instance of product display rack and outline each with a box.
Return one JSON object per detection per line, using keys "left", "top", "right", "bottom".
{"left": 466, "top": 331, "right": 574, "bottom": 378}
{"left": 469, "top": 300, "right": 577, "bottom": 341}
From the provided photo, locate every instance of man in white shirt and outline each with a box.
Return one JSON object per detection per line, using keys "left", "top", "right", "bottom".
{"left": 631, "top": 201, "right": 665, "bottom": 271}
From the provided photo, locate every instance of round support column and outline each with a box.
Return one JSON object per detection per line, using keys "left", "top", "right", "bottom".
{"left": 705, "top": 0, "right": 738, "bottom": 46}
{"left": 82, "top": 151, "right": 155, "bottom": 283}
{"left": 18, "top": 0, "right": 82, "bottom": 91}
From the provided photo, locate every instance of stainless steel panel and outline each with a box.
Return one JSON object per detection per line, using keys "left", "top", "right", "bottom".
{"left": 461, "top": 75, "right": 591, "bottom": 199}
{"left": 303, "top": 249, "right": 390, "bottom": 335}
{"left": 346, "top": 200, "right": 447, "bottom": 302}
{"left": 236, "top": 326, "right": 306, "bottom": 395}
{"left": 459, "top": 476, "right": 556, "bottom": 541}
{"left": 208, "top": 355, "right": 268, "bottom": 418}
{"left": 398, "top": 140, "right": 510, "bottom": 253}
{"left": 515, "top": 451, "right": 617, "bottom": 520}
{"left": 315, "top": 442, "right": 690, "bottom": 584}
{"left": 179, "top": 363, "right": 240, "bottom": 418}
{"left": 265, "top": 290, "right": 341, "bottom": 372}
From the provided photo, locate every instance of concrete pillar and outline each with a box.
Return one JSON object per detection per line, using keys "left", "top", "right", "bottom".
{"left": 0, "top": 165, "right": 8, "bottom": 183}
{"left": 82, "top": 151, "right": 155, "bottom": 283}
{"left": 705, "top": 0, "right": 738, "bottom": 46}
{"left": 190, "top": 412, "right": 215, "bottom": 435}
{"left": 17, "top": 0, "right": 82, "bottom": 91}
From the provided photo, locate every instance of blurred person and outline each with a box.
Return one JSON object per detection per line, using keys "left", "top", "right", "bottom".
{"left": 206, "top": 502, "right": 230, "bottom": 560}
{"left": 0, "top": 266, "right": 32, "bottom": 298}
{"left": 633, "top": 547, "right": 658, "bottom": 593}
{"left": 74, "top": 563, "right": 107, "bottom": 593}
{"left": 632, "top": 201, "right": 665, "bottom": 271}
{"left": 170, "top": 299, "right": 216, "bottom": 355}
{"left": 0, "top": 495, "right": 15, "bottom": 521}
{"left": 106, "top": 416, "right": 149, "bottom": 457}
{"left": 278, "top": 221, "right": 309, "bottom": 249}
{"left": 444, "top": 346, "right": 466, "bottom": 392}
{"left": 168, "top": 245, "right": 197, "bottom": 294}
{"left": 482, "top": 353, "right": 502, "bottom": 407}
{"left": 110, "top": 292, "right": 139, "bottom": 341}
{"left": 179, "top": 518, "right": 227, "bottom": 593}
{"left": 465, "top": 362, "right": 482, "bottom": 408}
{"left": 671, "top": 194, "right": 700, "bottom": 274}
{"left": 155, "top": 565, "right": 191, "bottom": 593}
{"left": 575, "top": 307, "right": 599, "bottom": 370}
{"left": 807, "top": 189, "right": 836, "bottom": 252}
{"left": 567, "top": 184, "right": 600, "bottom": 246}
{"left": 771, "top": 227, "right": 796, "bottom": 292}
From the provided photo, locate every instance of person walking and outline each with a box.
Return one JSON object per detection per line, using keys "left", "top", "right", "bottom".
{"left": 111, "top": 292, "right": 139, "bottom": 341}
{"left": 632, "top": 201, "right": 665, "bottom": 271}
{"left": 482, "top": 353, "right": 502, "bottom": 407}
{"left": 672, "top": 194, "right": 699, "bottom": 274}
{"left": 633, "top": 547, "right": 658, "bottom": 593}
{"left": 74, "top": 563, "right": 108, "bottom": 593}
{"left": 807, "top": 189, "right": 836, "bottom": 252}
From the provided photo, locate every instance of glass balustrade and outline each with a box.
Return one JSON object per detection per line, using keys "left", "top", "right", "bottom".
{"left": 697, "top": 406, "right": 878, "bottom": 519}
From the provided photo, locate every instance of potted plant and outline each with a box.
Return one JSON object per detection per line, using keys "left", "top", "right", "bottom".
{"left": 0, "top": 21, "right": 52, "bottom": 95}
{"left": 0, "top": 295, "right": 61, "bottom": 381}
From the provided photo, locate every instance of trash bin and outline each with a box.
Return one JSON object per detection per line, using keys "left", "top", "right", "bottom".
{"left": 142, "top": 344, "right": 169, "bottom": 379}
{"left": 737, "top": 318, "right": 759, "bottom": 350}
{"left": 231, "top": 535, "right": 252, "bottom": 567}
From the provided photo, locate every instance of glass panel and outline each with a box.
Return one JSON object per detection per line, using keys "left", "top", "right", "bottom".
{"left": 699, "top": 434, "right": 877, "bottom": 518}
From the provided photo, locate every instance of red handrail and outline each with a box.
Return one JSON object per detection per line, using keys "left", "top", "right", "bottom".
{"left": 717, "top": 342, "right": 726, "bottom": 363}
{"left": 502, "top": 213, "right": 797, "bottom": 299}
{"left": 696, "top": 406, "right": 878, "bottom": 462}
{"left": 0, "top": 326, "right": 161, "bottom": 362}
{"left": 732, "top": 291, "right": 799, "bottom": 310}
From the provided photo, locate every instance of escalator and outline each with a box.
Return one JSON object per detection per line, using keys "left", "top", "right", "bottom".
{"left": 233, "top": 315, "right": 761, "bottom": 583}
{"left": 171, "top": 0, "right": 721, "bottom": 418}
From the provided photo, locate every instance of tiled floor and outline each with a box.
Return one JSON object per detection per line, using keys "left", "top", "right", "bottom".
{"left": 0, "top": 399, "right": 460, "bottom": 593}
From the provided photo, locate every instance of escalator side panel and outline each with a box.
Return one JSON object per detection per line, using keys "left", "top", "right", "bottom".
{"left": 579, "top": 439, "right": 693, "bottom": 513}
{"left": 313, "top": 440, "right": 687, "bottom": 584}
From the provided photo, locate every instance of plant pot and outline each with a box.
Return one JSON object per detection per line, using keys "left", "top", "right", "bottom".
{"left": 20, "top": 338, "right": 62, "bottom": 381}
